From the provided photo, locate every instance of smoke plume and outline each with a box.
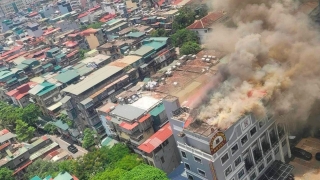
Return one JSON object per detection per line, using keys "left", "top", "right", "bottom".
{"left": 197, "top": 0, "right": 320, "bottom": 130}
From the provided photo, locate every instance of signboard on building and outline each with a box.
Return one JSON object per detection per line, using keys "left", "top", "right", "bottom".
{"left": 209, "top": 131, "right": 226, "bottom": 154}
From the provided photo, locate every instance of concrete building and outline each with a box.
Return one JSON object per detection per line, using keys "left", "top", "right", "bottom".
{"left": 61, "top": 55, "right": 142, "bottom": 132}
{"left": 169, "top": 106, "right": 292, "bottom": 180}
{"left": 57, "top": 1, "right": 73, "bottom": 15}
{"left": 28, "top": 81, "right": 62, "bottom": 116}
{"left": 55, "top": 20, "right": 79, "bottom": 32}
{"left": 0, "top": 0, "right": 26, "bottom": 16}
{"left": 6, "top": 81, "right": 37, "bottom": 107}
{"left": 137, "top": 122, "right": 181, "bottom": 174}
{"left": 81, "top": 28, "right": 106, "bottom": 50}
{"left": 187, "top": 11, "right": 227, "bottom": 44}
{"left": 26, "top": 23, "right": 43, "bottom": 38}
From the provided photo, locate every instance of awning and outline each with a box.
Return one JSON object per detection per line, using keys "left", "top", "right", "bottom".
{"left": 259, "top": 160, "right": 294, "bottom": 180}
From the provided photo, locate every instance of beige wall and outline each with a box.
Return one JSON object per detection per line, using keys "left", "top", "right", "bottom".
{"left": 86, "top": 34, "right": 100, "bottom": 50}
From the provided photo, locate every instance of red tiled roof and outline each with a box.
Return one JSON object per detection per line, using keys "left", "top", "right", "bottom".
{"left": 138, "top": 114, "right": 151, "bottom": 123}
{"left": 0, "top": 129, "right": 9, "bottom": 135}
{"left": 78, "top": 12, "right": 90, "bottom": 19}
{"left": 13, "top": 160, "right": 33, "bottom": 175}
{"left": 65, "top": 41, "right": 78, "bottom": 48}
{"left": 6, "top": 82, "right": 37, "bottom": 99}
{"left": 43, "top": 28, "right": 61, "bottom": 36}
{"left": 88, "top": 5, "right": 101, "bottom": 12}
{"left": 138, "top": 123, "right": 172, "bottom": 153}
{"left": 120, "top": 122, "right": 138, "bottom": 130}
{"left": 81, "top": 28, "right": 99, "bottom": 36}
{"left": 6, "top": 51, "right": 28, "bottom": 62}
{"left": 66, "top": 50, "right": 79, "bottom": 58}
{"left": 1, "top": 46, "right": 23, "bottom": 57}
{"left": 28, "top": 12, "right": 38, "bottom": 17}
{"left": 72, "top": 175, "right": 79, "bottom": 180}
{"left": 187, "top": 12, "right": 224, "bottom": 29}
{"left": 0, "top": 142, "right": 10, "bottom": 151}
{"left": 106, "top": 116, "right": 112, "bottom": 121}
{"left": 99, "top": 14, "right": 116, "bottom": 22}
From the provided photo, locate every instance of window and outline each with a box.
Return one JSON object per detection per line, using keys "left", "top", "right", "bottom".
{"left": 221, "top": 153, "right": 229, "bottom": 164}
{"left": 224, "top": 165, "right": 232, "bottom": 177}
{"left": 198, "top": 169, "right": 206, "bottom": 177}
{"left": 163, "top": 140, "right": 169, "bottom": 146}
{"left": 231, "top": 143, "right": 238, "bottom": 154}
{"left": 234, "top": 156, "right": 242, "bottom": 167}
{"left": 275, "top": 147, "right": 279, "bottom": 154}
{"left": 181, "top": 151, "right": 187, "bottom": 158}
{"left": 188, "top": 175, "right": 194, "bottom": 180}
{"left": 160, "top": 156, "right": 165, "bottom": 163}
{"left": 267, "top": 155, "right": 272, "bottom": 164}
{"left": 258, "top": 164, "right": 264, "bottom": 172}
{"left": 215, "top": 138, "right": 220, "bottom": 144}
{"left": 250, "top": 172, "right": 257, "bottom": 180}
{"left": 241, "top": 135, "right": 248, "bottom": 145}
{"left": 238, "top": 169, "right": 245, "bottom": 179}
{"left": 185, "top": 163, "right": 190, "bottom": 170}
{"left": 282, "top": 140, "right": 286, "bottom": 147}
{"left": 204, "top": 30, "right": 208, "bottom": 33}
{"left": 194, "top": 156, "right": 202, "bottom": 163}
{"left": 250, "top": 127, "right": 257, "bottom": 136}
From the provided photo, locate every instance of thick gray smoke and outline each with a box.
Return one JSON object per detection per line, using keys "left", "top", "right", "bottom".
{"left": 196, "top": 0, "right": 320, "bottom": 130}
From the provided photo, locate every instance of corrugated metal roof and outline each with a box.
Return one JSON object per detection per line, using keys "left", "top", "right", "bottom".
{"left": 55, "top": 70, "right": 79, "bottom": 84}
{"left": 111, "top": 104, "right": 145, "bottom": 121}
{"left": 62, "top": 65, "right": 123, "bottom": 96}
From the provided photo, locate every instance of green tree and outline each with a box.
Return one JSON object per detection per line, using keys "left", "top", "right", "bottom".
{"left": 59, "top": 114, "right": 73, "bottom": 127}
{"left": 115, "top": 154, "right": 143, "bottom": 171}
{"left": 87, "top": 22, "right": 103, "bottom": 29}
{"left": 79, "top": 49, "right": 89, "bottom": 60}
{"left": 21, "top": 104, "right": 41, "bottom": 126}
{"left": 82, "top": 128, "right": 95, "bottom": 149}
{"left": 0, "top": 167, "right": 14, "bottom": 180}
{"left": 73, "top": 144, "right": 130, "bottom": 179}
{"left": 172, "top": 7, "right": 196, "bottom": 30}
{"left": 119, "top": 164, "right": 169, "bottom": 180}
{"left": 59, "top": 160, "right": 75, "bottom": 173}
{"left": 150, "top": 28, "right": 170, "bottom": 37}
{"left": 180, "top": 41, "right": 202, "bottom": 55}
{"left": 171, "top": 29, "right": 198, "bottom": 47}
{"left": 91, "top": 168, "right": 127, "bottom": 180}
{"left": 25, "top": 159, "right": 60, "bottom": 179}
{"left": 44, "top": 123, "right": 58, "bottom": 134}
{"left": 15, "top": 119, "right": 35, "bottom": 142}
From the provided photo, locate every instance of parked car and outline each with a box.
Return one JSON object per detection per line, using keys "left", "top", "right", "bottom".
{"left": 68, "top": 144, "right": 78, "bottom": 154}
{"left": 291, "top": 147, "right": 312, "bottom": 161}
{"left": 315, "top": 152, "right": 320, "bottom": 161}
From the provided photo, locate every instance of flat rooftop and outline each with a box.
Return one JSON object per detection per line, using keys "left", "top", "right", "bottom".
{"left": 130, "top": 96, "right": 160, "bottom": 111}
{"left": 62, "top": 65, "right": 123, "bottom": 96}
{"left": 81, "top": 54, "right": 111, "bottom": 65}
{"left": 111, "top": 104, "right": 145, "bottom": 122}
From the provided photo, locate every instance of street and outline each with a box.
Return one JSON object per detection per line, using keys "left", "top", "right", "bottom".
{"left": 49, "top": 135, "right": 88, "bottom": 159}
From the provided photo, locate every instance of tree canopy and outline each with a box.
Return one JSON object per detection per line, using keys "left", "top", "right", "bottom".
{"left": 180, "top": 41, "right": 202, "bottom": 55}
{"left": 171, "top": 29, "right": 198, "bottom": 47}
{"left": 150, "top": 28, "right": 170, "bottom": 37}
{"left": 172, "top": 7, "right": 196, "bottom": 30}
{"left": 0, "top": 102, "right": 41, "bottom": 131}
{"left": 15, "top": 119, "right": 35, "bottom": 142}
{"left": 0, "top": 167, "right": 14, "bottom": 180}
{"left": 119, "top": 164, "right": 169, "bottom": 180}
{"left": 25, "top": 159, "right": 60, "bottom": 179}
{"left": 82, "top": 128, "right": 95, "bottom": 149}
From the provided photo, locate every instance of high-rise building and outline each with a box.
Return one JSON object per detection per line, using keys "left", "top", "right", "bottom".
{"left": 169, "top": 107, "right": 293, "bottom": 180}
{"left": 0, "top": 0, "right": 26, "bottom": 16}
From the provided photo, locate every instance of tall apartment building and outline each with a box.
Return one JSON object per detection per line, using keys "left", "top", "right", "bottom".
{"left": 0, "top": 0, "right": 26, "bottom": 16}
{"left": 170, "top": 107, "right": 293, "bottom": 180}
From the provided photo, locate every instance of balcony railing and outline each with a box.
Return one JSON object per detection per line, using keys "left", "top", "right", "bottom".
{"left": 245, "top": 159, "right": 254, "bottom": 172}
{"left": 270, "top": 135, "right": 278, "bottom": 147}
{"left": 253, "top": 149, "right": 263, "bottom": 164}
{"left": 262, "top": 141, "right": 271, "bottom": 155}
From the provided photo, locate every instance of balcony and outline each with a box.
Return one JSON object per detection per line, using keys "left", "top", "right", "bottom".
{"left": 245, "top": 158, "right": 254, "bottom": 172}
{"left": 262, "top": 141, "right": 271, "bottom": 155}
{"left": 253, "top": 149, "right": 263, "bottom": 164}
{"left": 270, "top": 135, "right": 278, "bottom": 147}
